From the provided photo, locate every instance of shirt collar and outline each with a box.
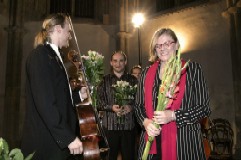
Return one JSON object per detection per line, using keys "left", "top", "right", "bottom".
{"left": 111, "top": 72, "right": 128, "bottom": 79}
{"left": 47, "top": 42, "right": 63, "bottom": 63}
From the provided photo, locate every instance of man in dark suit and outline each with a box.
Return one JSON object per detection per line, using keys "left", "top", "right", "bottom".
{"left": 21, "top": 13, "right": 83, "bottom": 160}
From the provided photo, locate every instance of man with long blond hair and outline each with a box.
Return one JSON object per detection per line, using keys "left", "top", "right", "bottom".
{"left": 21, "top": 13, "right": 83, "bottom": 160}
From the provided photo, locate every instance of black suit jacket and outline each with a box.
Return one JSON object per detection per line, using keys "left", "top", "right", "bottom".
{"left": 21, "top": 44, "right": 79, "bottom": 160}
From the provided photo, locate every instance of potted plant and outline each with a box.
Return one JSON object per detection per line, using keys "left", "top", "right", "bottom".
{"left": 0, "top": 137, "right": 34, "bottom": 160}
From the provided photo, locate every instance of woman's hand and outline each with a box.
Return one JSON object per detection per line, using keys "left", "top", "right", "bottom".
{"left": 153, "top": 110, "right": 176, "bottom": 124}
{"left": 143, "top": 118, "right": 161, "bottom": 137}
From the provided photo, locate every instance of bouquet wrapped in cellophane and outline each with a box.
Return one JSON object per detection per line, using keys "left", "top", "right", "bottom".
{"left": 112, "top": 80, "right": 137, "bottom": 124}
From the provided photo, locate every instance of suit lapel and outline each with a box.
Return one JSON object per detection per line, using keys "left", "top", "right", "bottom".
{"left": 45, "top": 44, "right": 65, "bottom": 70}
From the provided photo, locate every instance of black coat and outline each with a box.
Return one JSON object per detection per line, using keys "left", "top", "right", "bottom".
{"left": 21, "top": 44, "right": 79, "bottom": 160}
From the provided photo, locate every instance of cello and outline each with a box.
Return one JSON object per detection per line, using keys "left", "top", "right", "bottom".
{"left": 67, "top": 15, "right": 109, "bottom": 160}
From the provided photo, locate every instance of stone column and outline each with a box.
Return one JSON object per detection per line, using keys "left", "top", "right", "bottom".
{"left": 222, "top": 0, "right": 241, "bottom": 157}
{"left": 232, "top": 6, "right": 241, "bottom": 158}
{"left": 3, "top": 0, "right": 25, "bottom": 148}
{"left": 118, "top": 0, "right": 126, "bottom": 51}
{"left": 117, "top": 0, "right": 137, "bottom": 69}
{"left": 103, "top": 0, "right": 110, "bottom": 25}
{"left": 117, "top": 0, "right": 132, "bottom": 54}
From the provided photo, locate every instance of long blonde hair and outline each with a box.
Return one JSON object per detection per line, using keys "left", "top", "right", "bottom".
{"left": 149, "top": 28, "right": 178, "bottom": 62}
{"left": 34, "top": 13, "right": 68, "bottom": 48}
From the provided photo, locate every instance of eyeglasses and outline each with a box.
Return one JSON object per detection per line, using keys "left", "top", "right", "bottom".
{"left": 155, "top": 41, "right": 175, "bottom": 49}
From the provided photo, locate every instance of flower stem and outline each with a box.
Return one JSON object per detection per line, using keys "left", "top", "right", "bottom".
{"left": 142, "top": 137, "right": 152, "bottom": 160}
{"left": 142, "top": 123, "right": 160, "bottom": 160}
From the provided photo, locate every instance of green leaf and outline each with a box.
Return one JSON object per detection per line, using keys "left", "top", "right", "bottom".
{"left": 9, "top": 148, "right": 24, "bottom": 160}
{"left": 24, "top": 152, "right": 35, "bottom": 160}
{"left": 0, "top": 138, "right": 34, "bottom": 160}
{"left": 2, "top": 154, "right": 11, "bottom": 160}
{"left": 0, "top": 138, "right": 3, "bottom": 154}
{"left": 0, "top": 138, "right": 9, "bottom": 155}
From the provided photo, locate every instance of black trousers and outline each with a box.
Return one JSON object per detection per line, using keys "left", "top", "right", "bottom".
{"left": 105, "top": 129, "right": 136, "bottom": 160}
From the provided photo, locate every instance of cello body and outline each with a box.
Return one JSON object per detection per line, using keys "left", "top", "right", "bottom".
{"left": 67, "top": 16, "right": 109, "bottom": 160}
{"left": 76, "top": 105, "right": 109, "bottom": 160}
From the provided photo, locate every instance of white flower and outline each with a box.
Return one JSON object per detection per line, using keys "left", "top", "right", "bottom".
{"left": 88, "top": 50, "right": 97, "bottom": 57}
{"left": 115, "top": 80, "right": 130, "bottom": 88}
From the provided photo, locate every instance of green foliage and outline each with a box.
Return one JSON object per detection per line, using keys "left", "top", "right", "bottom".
{"left": 82, "top": 50, "right": 104, "bottom": 87}
{"left": 82, "top": 50, "right": 104, "bottom": 107}
{"left": 112, "top": 80, "right": 137, "bottom": 106}
{"left": 112, "top": 80, "right": 137, "bottom": 124}
{"left": 0, "top": 138, "right": 34, "bottom": 160}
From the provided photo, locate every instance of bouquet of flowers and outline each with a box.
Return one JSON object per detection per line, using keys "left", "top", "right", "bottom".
{"left": 82, "top": 50, "right": 104, "bottom": 107}
{"left": 112, "top": 80, "right": 137, "bottom": 124}
{"left": 142, "top": 49, "right": 189, "bottom": 160}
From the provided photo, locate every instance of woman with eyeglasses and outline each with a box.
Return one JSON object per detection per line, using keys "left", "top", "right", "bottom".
{"left": 134, "top": 28, "right": 211, "bottom": 160}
